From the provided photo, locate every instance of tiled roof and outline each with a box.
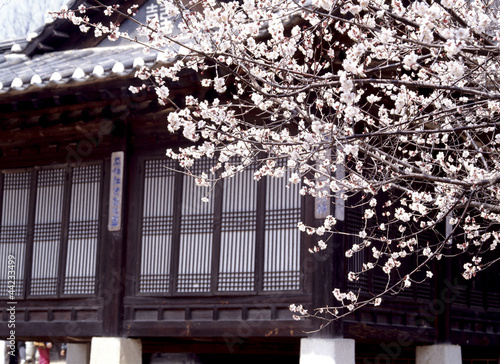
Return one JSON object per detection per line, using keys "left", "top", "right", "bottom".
{"left": 0, "top": 38, "right": 29, "bottom": 55}
{"left": 0, "top": 0, "right": 186, "bottom": 96}
{"left": 0, "top": 44, "right": 160, "bottom": 94}
{"left": 15, "top": 0, "right": 149, "bottom": 57}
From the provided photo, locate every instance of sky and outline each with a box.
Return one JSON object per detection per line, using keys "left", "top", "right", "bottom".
{"left": 0, "top": 0, "right": 69, "bottom": 41}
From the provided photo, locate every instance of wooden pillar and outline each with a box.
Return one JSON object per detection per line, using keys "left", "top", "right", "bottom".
{"left": 311, "top": 223, "right": 345, "bottom": 337}
{"left": 101, "top": 122, "right": 130, "bottom": 336}
{"left": 101, "top": 152, "right": 127, "bottom": 336}
{"left": 436, "top": 222, "right": 453, "bottom": 343}
{"left": 310, "top": 186, "right": 346, "bottom": 338}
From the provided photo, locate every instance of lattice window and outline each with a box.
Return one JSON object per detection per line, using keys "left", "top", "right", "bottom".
{"left": 177, "top": 158, "right": 214, "bottom": 293}
{"left": 0, "top": 163, "right": 102, "bottom": 298}
{"left": 137, "top": 157, "right": 303, "bottom": 295}
{"left": 31, "top": 169, "right": 65, "bottom": 296}
{"left": 346, "top": 236, "right": 368, "bottom": 292}
{"left": 346, "top": 204, "right": 369, "bottom": 292}
{"left": 139, "top": 159, "right": 176, "bottom": 293}
{"left": 218, "top": 167, "right": 257, "bottom": 292}
{"left": 63, "top": 165, "right": 101, "bottom": 295}
{"left": 263, "top": 170, "right": 301, "bottom": 291}
{"left": 0, "top": 171, "right": 31, "bottom": 298}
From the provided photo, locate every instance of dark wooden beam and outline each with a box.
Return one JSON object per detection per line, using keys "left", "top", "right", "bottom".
{"left": 0, "top": 322, "right": 102, "bottom": 340}
{"left": 122, "top": 320, "right": 312, "bottom": 338}
{"left": 51, "top": 30, "right": 70, "bottom": 39}
{"left": 345, "top": 321, "right": 435, "bottom": 344}
{"left": 142, "top": 337, "right": 301, "bottom": 355}
{"left": 37, "top": 43, "right": 55, "bottom": 52}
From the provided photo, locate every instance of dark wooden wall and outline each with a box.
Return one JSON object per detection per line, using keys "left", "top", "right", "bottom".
{"left": 0, "top": 79, "right": 499, "bottom": 351}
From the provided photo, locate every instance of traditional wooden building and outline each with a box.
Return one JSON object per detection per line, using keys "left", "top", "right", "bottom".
{"left": 0, "top": 1, "right": 499, "bottom": 363}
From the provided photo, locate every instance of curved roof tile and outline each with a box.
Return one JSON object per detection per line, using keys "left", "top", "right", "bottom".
{"left": 0, "top": 44, "right": 160, "bottom": 94}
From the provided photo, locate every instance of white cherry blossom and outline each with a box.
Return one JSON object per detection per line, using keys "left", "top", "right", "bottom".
{"left": 58, "top": 0, "right": 500, "bottom": 323}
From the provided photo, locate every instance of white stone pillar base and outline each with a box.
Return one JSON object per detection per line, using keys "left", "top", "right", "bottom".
{"left": 0, "top": 341, "right": 7, "bottom": 364}
{"left": 89, "top": 338, "right": 141, "bottom": 364}
{"left": 67, "top": 343, "right": 90, "bottom": 364}
{"left": 416, "top": 344, "right": 462, "bottom": 364}
{"left": 300, "top": 338, "right": 355, "bottom": 364}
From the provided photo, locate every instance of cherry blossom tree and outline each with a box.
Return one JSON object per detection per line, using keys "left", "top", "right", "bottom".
{"left": 57, "top": 0, "right": 500, "bottom": 323}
